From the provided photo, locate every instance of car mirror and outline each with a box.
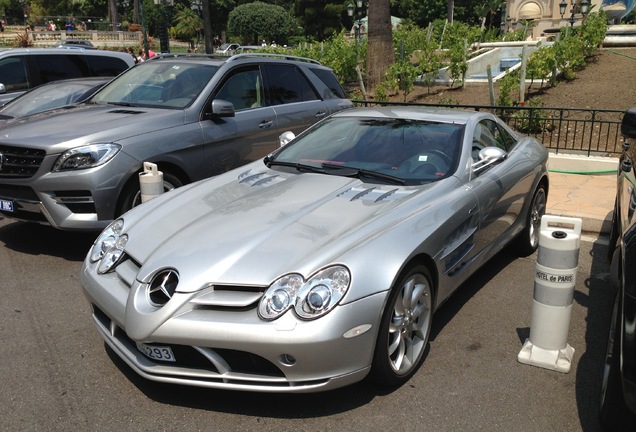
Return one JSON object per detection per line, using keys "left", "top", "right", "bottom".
{"left": 621, "top": 107, "right": 636, "bottom": 140}
{"left": 210, "top": 99, "right": 235, "bottom": 118}
{"left": 279, "top": 131, "right": 295, "bottom": 147}
{"left": 0, "top": 83, "right": 5, "bottom": 94}
{"left": 472, "top": 146, "right": 507, "bottom": 174}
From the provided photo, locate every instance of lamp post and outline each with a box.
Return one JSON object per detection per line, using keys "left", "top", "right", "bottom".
{"left": 559, "top": 0, "right": 590, "bottom": 27}
{"left": 347, "top": 0, "right": 365, "bottom": 65}
{"left": 191, "top": 0, "right": 202, "bottom": 50}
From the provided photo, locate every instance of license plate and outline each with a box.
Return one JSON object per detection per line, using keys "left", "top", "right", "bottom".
{"left": 136, "top": 342, "right": 176, "bottom": 362}
{"left": 0, "top": 199, "right": 14, "bottom": 212}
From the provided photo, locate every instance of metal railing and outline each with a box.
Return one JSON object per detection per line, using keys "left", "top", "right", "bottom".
{"left": 353, "top": 100, "right": 627, "bottom": 157}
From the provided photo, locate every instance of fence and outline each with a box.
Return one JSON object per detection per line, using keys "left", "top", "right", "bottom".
{"left": 353, "top": 100, "right": 627, "bottom": 157}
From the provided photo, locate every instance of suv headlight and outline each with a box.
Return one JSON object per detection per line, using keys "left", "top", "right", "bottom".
{"left": 53, "top": 143, "right": 121, "bottom": 171}
{"left": 89, "top": 218, "right": 127, "bottom": 274}
{"left": 258, "top": 266, "right": 351, "bottom": 321}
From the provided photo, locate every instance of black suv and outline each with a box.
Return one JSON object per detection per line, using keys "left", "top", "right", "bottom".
{"left": 0, "top": 48, "right": 134, "bottom": 105}
{"left": 601, "top": 107, "right": 636, "bottom": 430}
{"left": 0, "top": 53, "right": 352, "bottom": 230}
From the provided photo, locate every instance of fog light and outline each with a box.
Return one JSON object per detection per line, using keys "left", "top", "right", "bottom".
{"left": 279, "top": 354, "right": 296, "bottom": 366}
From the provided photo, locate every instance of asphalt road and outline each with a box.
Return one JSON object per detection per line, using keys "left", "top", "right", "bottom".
{"left": 0, "top": 217, "right": 614, "bottom": 432}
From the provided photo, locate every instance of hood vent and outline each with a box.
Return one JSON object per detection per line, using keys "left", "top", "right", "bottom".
{"left": 338, "top": 186, "right": 415, "bottom": 203}
{"left": 238, "top": 169, "right": 284, "bottom": 188}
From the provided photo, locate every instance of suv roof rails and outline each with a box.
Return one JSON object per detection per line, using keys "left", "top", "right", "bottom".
{"left": 226, "top": 53, "right": 322, "bottom": 65}
{"left": 149, "top": 53, "right": 224, "bottom": 61}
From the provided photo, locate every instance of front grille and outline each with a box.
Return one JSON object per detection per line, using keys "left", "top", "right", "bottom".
{"left": 92, "top": 304, "right": 284, "bottom": 377}
{"left": 0, "top": 184, "right": 39, "bottom": 201}
{"left": 0, "top": 145, "right": 46, "bottom": 178}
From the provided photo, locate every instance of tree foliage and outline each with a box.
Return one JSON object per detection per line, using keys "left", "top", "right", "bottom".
{"left": 227, "top": 1, "right": 297, "bottom": 45}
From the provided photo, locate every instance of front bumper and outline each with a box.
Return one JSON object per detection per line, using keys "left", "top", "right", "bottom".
{"left": 0, "top": 152, "right": 138, "bottom": 230}
{"left": 81, "top": 258, "right": 387, "bottom": 393}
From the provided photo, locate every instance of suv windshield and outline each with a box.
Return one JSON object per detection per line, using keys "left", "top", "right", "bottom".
{"left": 90, "top": 61, "right": 219, "bottom": 109}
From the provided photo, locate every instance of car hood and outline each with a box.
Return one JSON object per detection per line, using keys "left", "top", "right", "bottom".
{"left": 122, "top": 162, "right": 447, "bottom": 291}
{"left": 0, "top": 104, "right": 184, "bottom": 150}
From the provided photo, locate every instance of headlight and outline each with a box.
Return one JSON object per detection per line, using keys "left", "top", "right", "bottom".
{"left": 89, "top": 218, "right": 128, "bottom": 274}
{"left": 258, "top": 266, "right": 351, "bottom": 321}
{"left": 53, "top": 143, "right": 121, "bottom": 171}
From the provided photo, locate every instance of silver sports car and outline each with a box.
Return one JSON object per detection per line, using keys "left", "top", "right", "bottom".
{"left": 81, "top": 106, "right": 549, "bottom": 393}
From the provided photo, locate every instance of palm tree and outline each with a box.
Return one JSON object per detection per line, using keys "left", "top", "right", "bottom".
{"left": 173, "top": 8, "right": 204, "bottom": 49}
{"left": 366, "top": 0, "right": 395, "bottom": 93}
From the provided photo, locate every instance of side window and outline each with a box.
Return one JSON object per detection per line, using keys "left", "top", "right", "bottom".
{"left": 472, "top": 119, "right": 514, "bottom": 160}
{"left": 215, "top": 67, "right": 263, "bottom": 111}
{"left": 308, "top": 67, "right": 346, "bottom": 99}
{"left": 0, "top": 56, "right": 29, "bottom": 91}
{"left": 33, "top": 55, "right": 89, "bottom": 84}
{"left": 86, "top": 56, "right": 130, "bottom": 76}
{"left": 263, "top": 64, "right": 319, "bottom": 105}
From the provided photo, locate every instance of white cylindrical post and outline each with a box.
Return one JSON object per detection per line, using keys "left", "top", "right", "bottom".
{"left": 517, "top": 215, "right": 582, "bottom": 373}
{"left": 138, "top": 162, "right": 164, "bottom": 203}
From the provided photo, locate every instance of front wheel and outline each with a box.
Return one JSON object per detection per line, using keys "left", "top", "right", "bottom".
{"left": 514, "top": 183, "right": 547, "bottom": 256}
{"left": 371, "top": 265, "right": 433, "bottom": 387}
{"left": 117, "top": 171, "right": 183, "bottom": 216}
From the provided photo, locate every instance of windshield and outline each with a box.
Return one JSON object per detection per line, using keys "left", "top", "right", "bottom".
{"left": 90, "top": 62, "right": 218, "bottom": 109}
{"left": 270, "top": 116, "right": 465, "bottom": 185}
{"left": 0, "top": 80, "right": 105, "bottom": 119}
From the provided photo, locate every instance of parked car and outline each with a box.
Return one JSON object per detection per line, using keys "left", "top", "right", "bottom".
{"left": 600, "top": 107, "right": 636, "bottom": 430}
{"left": 52, "top": 40, "right": 96, "bottom": 49}
{"left": 80, "top": 106, "right": 549, "bottom": 393}
{"left": 216, "top": 43, "right": 241, "bottom": 55}
{"left": 0, "top": 53, "right": 352, "bottom": 230}
{"left": 0, "top": 77, "right": 110, "bottom": 124}
{"left": 0, "top": 48, "right": 134, "bottom": 105}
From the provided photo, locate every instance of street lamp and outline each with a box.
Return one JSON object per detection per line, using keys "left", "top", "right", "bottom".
{"left": 191, "top": 0, "right": 202, "bottom": 50}
{"left": 559, "top": 0, "right": 590, "bottom": 27}
{"left": 347, "top": 0, "right": 365, "bottom": 65}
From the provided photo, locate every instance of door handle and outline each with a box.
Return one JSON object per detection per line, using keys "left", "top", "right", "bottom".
{"left": 259, "top": 120, "right": 273, "bottom": 129}
{"left": 315, "top": 111, "right": 327, "bottom": 119}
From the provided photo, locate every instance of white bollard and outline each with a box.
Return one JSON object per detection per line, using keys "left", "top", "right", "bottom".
{"left": 138, "top": 162, "right": 164, "bottom": 203}
{"left": 517, "top": 215, "right": 582, "bottom": 373}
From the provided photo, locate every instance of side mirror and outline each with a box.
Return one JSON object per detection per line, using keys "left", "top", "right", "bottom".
{"left": 279, "top": 131, "right": 295, "bottom": 147}
{"left": 473, "top": 146, "right": 507, "bottom": 174}
{"left": 621, "top": 107, "right": 636, "bottom": 139}
{"left": 210, "top": 99, "right": 235, "bottom": 118}
{"left": 0, "top": 83, "right": 6, "bottom": 95}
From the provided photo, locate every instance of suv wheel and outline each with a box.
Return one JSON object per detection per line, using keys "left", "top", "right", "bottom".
{"left": 117, "top": 171, "right": 183, "bottom": 216}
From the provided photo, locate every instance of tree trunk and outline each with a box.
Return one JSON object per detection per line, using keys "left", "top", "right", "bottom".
{"left": 447, "top": 0, "right": 454, "bottom": 23}
{"left": 365, "top": 0, "right": 394, "bottom": 94}
{"left": 108, "top": 0, "right": 119, "bottom": 31}
{"left": 202, "top": 0, "right": 214, "bottom": 54}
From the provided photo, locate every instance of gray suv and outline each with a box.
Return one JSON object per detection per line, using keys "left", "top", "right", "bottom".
{"left": 0, "top": 53, "right": 352, "bottom": 230}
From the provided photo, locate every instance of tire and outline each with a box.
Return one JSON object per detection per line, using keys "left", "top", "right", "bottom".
{"left": 515, "top": 183, "right": 547, "bottom": 257}
{"left": 371, "top": 264, "right": 433, "bottom": 387}
{"left": 117, "top": 170, "right": 183, "bottom": 216}
{"left": 599, "top": 283, "right": 635, "bottom": 431}
{"left": 608, "top": 197, "right": 619, "bottom": 261}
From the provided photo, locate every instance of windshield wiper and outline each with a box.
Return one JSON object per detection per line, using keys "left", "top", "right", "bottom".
{"left": 321, "top": 162, "right": 406, "bottom": 185}
{"left": 267, "top": 160, "right": 326, "bottom": 174}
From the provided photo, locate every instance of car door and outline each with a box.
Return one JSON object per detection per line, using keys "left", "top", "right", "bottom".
{"left": 467, "top": 119, "right": 536, "bottom": 253}
{"left": 202, "top": 65, "right": 279, "bottom": 173}
{"left": 261, "top": 63, "right": 330, "bottom": 136}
